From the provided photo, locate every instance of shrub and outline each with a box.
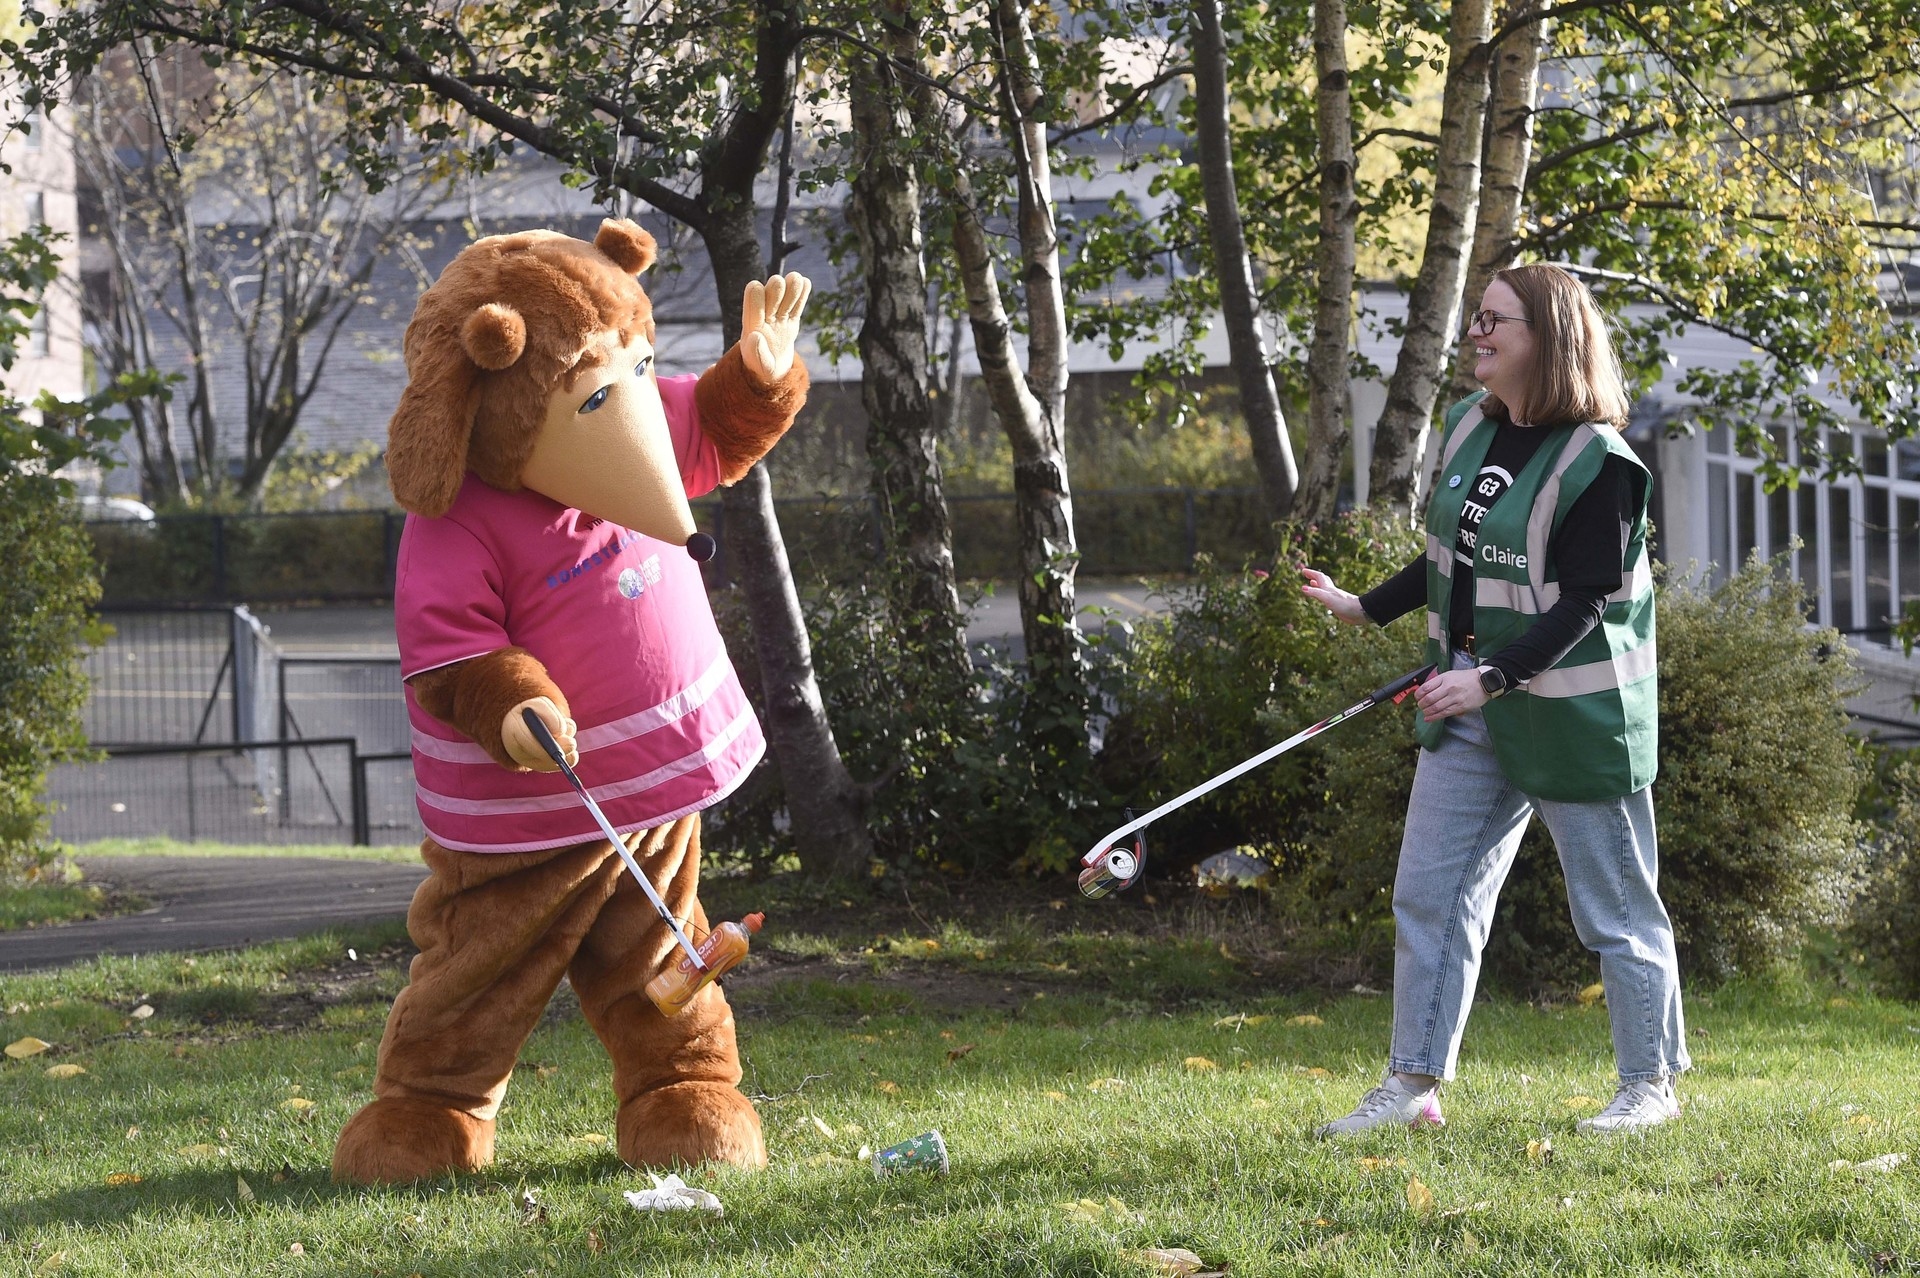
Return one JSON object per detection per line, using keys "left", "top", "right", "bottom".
{"left": 1484, "top": 557, "right": 1865, "bottom": 989}
{"left": 1848, "top": 752, "right": 1920, "bottom": 999}
{"left": 707, "top": 550, "right": 1127, "bottom": 875}
{"left": 1111, "top": 511, "right": 1426, "bottom": 942}
{"left": 0, "top": 473, "right": 102, "bottom": 877}
{"left": 1121, "top": 527, "right": 1868, "bottom": 990}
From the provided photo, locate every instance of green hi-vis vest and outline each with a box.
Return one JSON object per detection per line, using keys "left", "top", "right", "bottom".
{"left": 1417, "top": 394, "right": 1658, "bottom": 802}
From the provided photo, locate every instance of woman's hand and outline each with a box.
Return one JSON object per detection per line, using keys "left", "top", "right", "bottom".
{"left": 1301, "top": 568, "right": 1371, "bottom": 625}
{"left": 1412, "top": 669, "right": 1490, "bottom": 721}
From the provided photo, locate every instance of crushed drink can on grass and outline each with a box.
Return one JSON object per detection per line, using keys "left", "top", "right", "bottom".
{"left": 872, "top": 1130, "right": 949, "bottom": 1177}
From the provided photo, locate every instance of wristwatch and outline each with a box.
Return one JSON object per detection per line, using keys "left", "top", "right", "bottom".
{"left": 1477, "top": 665, "right": 1509, "bottom": 699}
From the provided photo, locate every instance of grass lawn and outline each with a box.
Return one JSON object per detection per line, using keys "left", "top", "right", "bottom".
{"left": 1, "top": 878, "right": 1916, "bottom": 1277}
{"left": 65, "top": 836, "right": 422, "bottom": 864}
{"left": 0, "top": 880, "right": 111, "bottom": 932}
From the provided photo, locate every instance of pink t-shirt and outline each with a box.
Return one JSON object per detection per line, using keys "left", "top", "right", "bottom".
{"left": 394, "top": 374, "right": 765, "bottom": 852}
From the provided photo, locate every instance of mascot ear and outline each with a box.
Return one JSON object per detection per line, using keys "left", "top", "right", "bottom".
{"left": 461, "top": 303, "right": 526, "bottom": 370}
{"left": 386, "top": 331, "right": 480, "bottom": 518}
{"left": 595, "top": 218, "right": 657, "bottom": 276}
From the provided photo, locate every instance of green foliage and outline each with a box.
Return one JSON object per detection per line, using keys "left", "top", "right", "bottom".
{"left": 1122, "top": 530, "right": 1869, "bottom": 988}
{"left": 708, "top": 554, "right": 1128, "bottom": 877}
{"left": 1848, "top": 751, "right": 1920, "bottom": 999}
{"left": 0, "top": 473, "right": 101, "bottom": 877}
{"left": 1112, "top": 511, "right": 1426, "bottom": 939}
{"left": 0, "top": 226, "right": 136, "bottom": 880}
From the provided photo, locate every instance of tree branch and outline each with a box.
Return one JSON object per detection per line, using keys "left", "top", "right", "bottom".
{"left": 1049, "top": 63, "right": 1191, "bottom": 144}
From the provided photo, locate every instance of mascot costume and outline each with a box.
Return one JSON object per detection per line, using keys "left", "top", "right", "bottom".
{"left": 330, "top": 218, "right": 809, "bottom": 1184}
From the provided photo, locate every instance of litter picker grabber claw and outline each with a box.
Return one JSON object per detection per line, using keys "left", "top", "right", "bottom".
{"left": 1076, "top": 664, "right": 1437, "bottom": 899}
{"left": 521, "top": 707, "right": 708, "bottom": 973}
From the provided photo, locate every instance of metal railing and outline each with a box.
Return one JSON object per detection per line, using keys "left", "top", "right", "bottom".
{"left": 47, "top": 737, "right": 422, "bottom": 847}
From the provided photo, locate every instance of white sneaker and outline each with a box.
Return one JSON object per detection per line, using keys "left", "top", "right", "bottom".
{"left": 1576, "top": 1078, "right": 1680, "bottom": 1135}
{"left": 1313, "top": 1074, "right": 1445, "bottom": 1139}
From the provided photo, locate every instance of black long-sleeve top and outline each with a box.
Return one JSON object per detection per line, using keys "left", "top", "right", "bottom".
{"left": 1358, "top": 423, "right": 1641, "bottom": 687}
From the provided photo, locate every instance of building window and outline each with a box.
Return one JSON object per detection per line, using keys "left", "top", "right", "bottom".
{"left": 1705, "top": 423, "right": 1920, "bottom": 645}
{"left": 22, "top": 108, "right": 41, "bottom": 149}
{"left": 25, "top": 191, "right": 45, "bottom": 229}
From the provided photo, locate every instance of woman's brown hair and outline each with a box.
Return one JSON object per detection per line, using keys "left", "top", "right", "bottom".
{"left": 1479, "top": 264, "right": 1631, "bottom": 430}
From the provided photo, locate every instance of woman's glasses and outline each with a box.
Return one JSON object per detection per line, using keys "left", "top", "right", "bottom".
{"left": 1468, "top": 309, "right": 1532, "bottom": 335}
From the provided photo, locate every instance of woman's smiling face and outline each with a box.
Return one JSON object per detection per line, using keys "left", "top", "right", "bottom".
{"left": 1471, "top": 277, "right": 1537, "bottom": 416}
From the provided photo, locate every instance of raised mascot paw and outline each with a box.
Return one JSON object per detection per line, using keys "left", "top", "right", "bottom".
{"left": 617, "top": 1080, "right": 768, "bottom": 1171}
{"left": 739, "top": 272, "right": 812, "bottom": 386}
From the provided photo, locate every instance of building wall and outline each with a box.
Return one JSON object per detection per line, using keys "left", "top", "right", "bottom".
{"left": 0, "top": 101, "right": 83, "bottom": 405}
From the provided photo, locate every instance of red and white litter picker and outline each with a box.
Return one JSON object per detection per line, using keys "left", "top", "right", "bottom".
{"left": 1076, "top": 664, "right": 1436, "bottom": 899}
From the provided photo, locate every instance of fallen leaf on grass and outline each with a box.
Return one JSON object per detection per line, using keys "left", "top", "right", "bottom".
{"left": 1248, "top": 1098, "right": 1271, "bottom": 1110}
{"left": 1560, "top": 1096, "right": 1601, "bottom": 1111}
{"left": 5, "top": 1036, "right": 51, "bottom": 1059}
{"left": 1355, "top": 1156, "right": 1406, "bottom": 1172}
{"left": 1055, "top": 1196, "right": 1140, "bottom": 1224}
{"left": 105, "top": 1173, "right": 142, "bottom": 1186}
{"left": 32, "top": 1250, "right": 64, "bottom": 1275}
{"left": 1577, "top": 983, "right": 1606, "bottom": 1007}
{"left": 1404, "top": 1176, "right": 1435, "bottom": 1216}
{"left": 1211, "top": 1013, "right": 1269, "bottom": 1030}
{"left": 876, "top": 1080, "right": 901, "bottom": 1095}
{"left": 1085, "top": 1077, "right": 1128, "bottom": 1092}
{"left": 1044, "top": 1090, "right": 1069, "bottom": 1101}
{"left": 1285, "top": 1015, "right": 1324, "bottom": 1027}
{"left": 805, "top": 1114, "right": 836, "bottom": 1139}
{"left": 1125, "top": 1246, "right": 1227, "bottom": 1277}
{"left": 1299, "top": 1067, "right": 1332, "bottom": 1080}
{"left": 946, "top": 1043, "right": 977, "bottom": 1065}
{"left": 1831, "top": 1153, "right": 1908, "bottom": 1176}
{"left": 178, "top": 1144, "right": 226, "bottom": 1159}
{"left": 1184, "top": 1056, "right": 1218, "bottom": 1072}
{"left": 130, "top": 1005, "right": 154, "bottom": 1021}
{"left": 571, "top": 1133, "right": 608, "bottom": 1145}
{"left": 280, "top": 1098, "right": 316, "bottom": 1114}
{"left": 1527, "top": 1138, "right": 1555, "bottom": 1164}
{"left": 1440, "top": 1200, "right": 1493, "bottom": 1218}
{"left": 287, "top": 1242, "right": 304, "bottom": 1256}
{"left": 1849, "top": 1115, "right": 1878, "bottom": 1128}
{"left": 1828, "top": 997, "right": 1853, "bottom": 1009}
{"left": 586, "top": 1229, "right": 604, "bottom": 1255}
{"left": 44, "top": 1063, "right": 87, "bottom": 1080}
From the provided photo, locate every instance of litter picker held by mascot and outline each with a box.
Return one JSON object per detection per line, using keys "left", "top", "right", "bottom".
{"left": 330, "top": 218, "right": 810, "bottom": 1185}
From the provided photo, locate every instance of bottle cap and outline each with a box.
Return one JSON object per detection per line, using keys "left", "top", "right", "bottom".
{"left": 741, "top": 912, "right": 765, "bottom": 933}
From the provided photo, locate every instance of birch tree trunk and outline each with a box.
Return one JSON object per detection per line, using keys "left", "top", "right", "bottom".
{"left": 1189, "top": 0, "right": 1298, "bottom": 524}
{"left": 946, "top": 0, "right": 1083, "bottom": 706}
{"left": 703, "top": 209, "right": 874, "bottom": 880}
{"left": 848, "top": 11, "right": 969, "bottom": 676}
{"left": 1295, "top": 0, "right": 1360, "bottom": 524}
{"left": 1445, "top": 5, "right": 1550, "bottom": 411}
{"left": 692, "top": 3, "right": 872, "bottom": 880}
{"left": 1366, "top": 0, "right": 1494, "bottom": 518}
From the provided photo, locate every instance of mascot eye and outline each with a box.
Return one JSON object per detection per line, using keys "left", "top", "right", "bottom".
{"left": 579, "top": 384, "right": 612, "bottom": 414}
{"left": 635, "top": 355, "right": 653, "bottom": 376}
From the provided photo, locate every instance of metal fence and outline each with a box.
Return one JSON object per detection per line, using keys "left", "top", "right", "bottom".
{"left": 87, "top": 489, "right": 1274, "bottom": 606}
{"left": 51, "top": 606, "right": 425, "bottom": 848}
{"left": 46, "top": 738, "right": 420, "bottom": 847}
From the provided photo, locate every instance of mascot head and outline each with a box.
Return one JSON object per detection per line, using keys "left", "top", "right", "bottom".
{"left": 385, "top": 218, "right": 703, "bottom": 552}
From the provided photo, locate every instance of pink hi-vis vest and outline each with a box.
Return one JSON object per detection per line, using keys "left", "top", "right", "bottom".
{"left": 394, "top": 374, "right": 764, "bottom": 853}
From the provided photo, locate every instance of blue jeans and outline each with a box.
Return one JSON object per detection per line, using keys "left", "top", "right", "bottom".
{"left": 1388, "top": 653, "right": 1690, "bottom": 1085}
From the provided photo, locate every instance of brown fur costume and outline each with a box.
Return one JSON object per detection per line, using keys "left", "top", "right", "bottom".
{"left": 331, "top": 220, "right": 803, "bottom": 1185}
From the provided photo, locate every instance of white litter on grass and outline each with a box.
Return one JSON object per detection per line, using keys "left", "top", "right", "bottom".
{"left": 1830, "top": 1153, "right": 1908, "bottom": 1177}
{"left": 623, "top": 1174, "right": 724, "bottom": 1217}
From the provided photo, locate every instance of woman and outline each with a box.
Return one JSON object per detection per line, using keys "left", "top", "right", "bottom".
{"left": 1302, "top": 264, "right": 1686, "bottom": 1137}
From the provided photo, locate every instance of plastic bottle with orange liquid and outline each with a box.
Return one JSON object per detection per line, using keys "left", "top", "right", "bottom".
{"left": 645, "top": 913, "right": 763, "bottom": 1016}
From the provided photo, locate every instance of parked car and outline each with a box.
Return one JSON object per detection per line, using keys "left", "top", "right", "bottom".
{"left": 77, "top": 495, "right": 156, "bottom": 522}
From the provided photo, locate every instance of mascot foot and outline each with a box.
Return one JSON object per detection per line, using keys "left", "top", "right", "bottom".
{"left": 331, "top": 1097, "right": 496, "bottom": 1184}
{"left": 618, "top": 1081, "right": 767, "bottom": 1171}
